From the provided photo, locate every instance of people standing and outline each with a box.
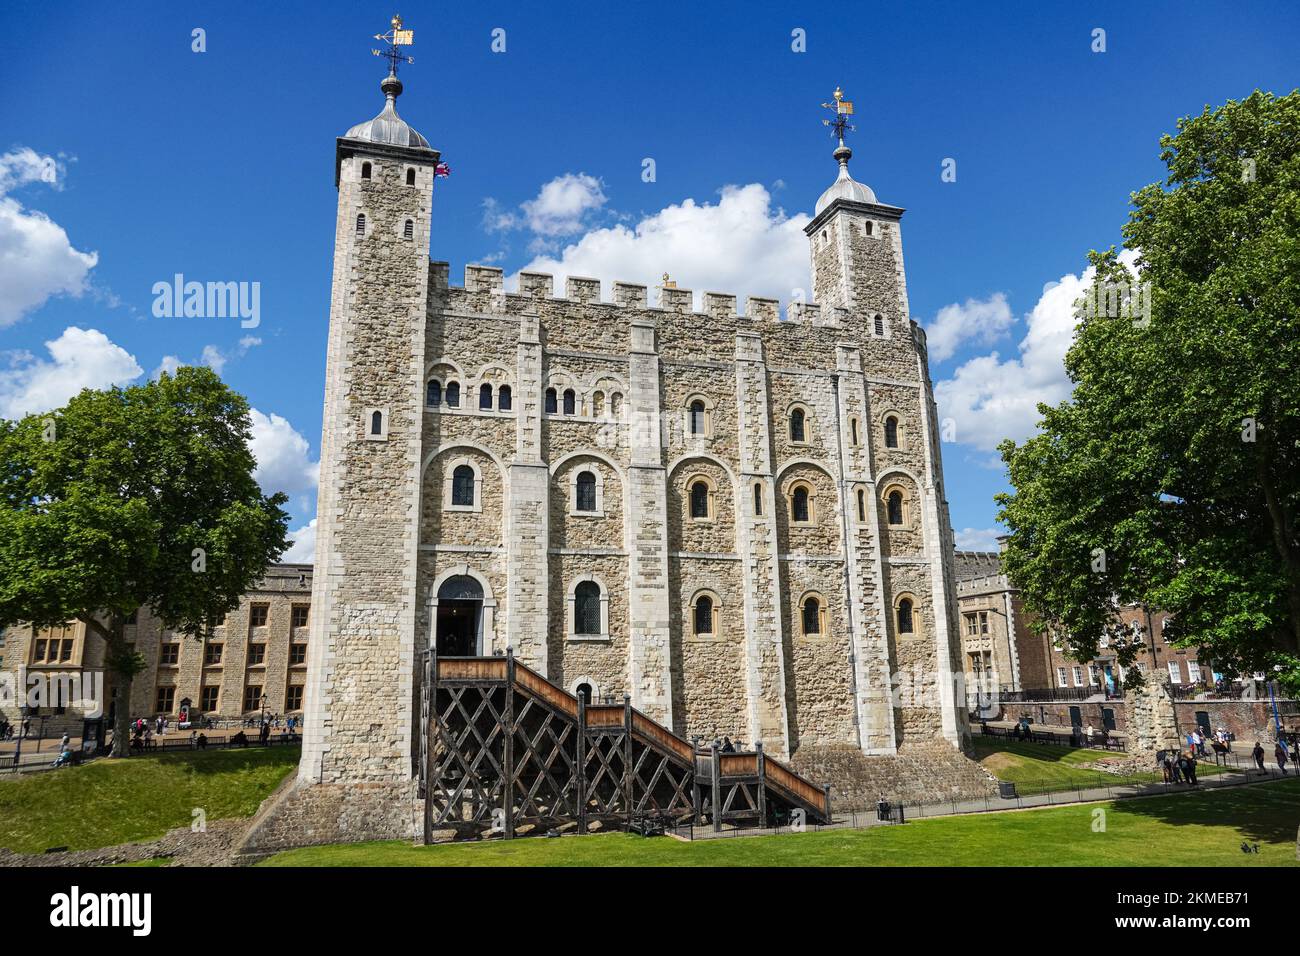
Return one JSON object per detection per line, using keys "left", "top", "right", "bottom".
{"left": 1276, "top": 741, "right": 1290, "bottom": 774}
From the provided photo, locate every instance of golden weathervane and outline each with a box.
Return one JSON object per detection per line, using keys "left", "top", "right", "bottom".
{"left": 821, "top": 87, "right": 856, "bottom": 144}
{"left": 372, "top": 14, "right": 415, "bottom": 74}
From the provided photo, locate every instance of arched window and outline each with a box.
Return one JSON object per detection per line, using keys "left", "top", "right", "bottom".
{"left": 610, "top": 393, "right": 622, "bottom": 417}
{"left": 897, "top": 598, "right": 914, "bottom": 634}
{"left": 857, "top": 488, "right": 866, "bottom": 522}
{"left": 575, "top": 471, "right": 597, "bottom": 512}
{"left": 792, "top": 485, "right": 810, "bottom": 523}
{"left": 887, "top": 489, "right": 904, "bottom": 526}
{"left": 802, "top": 596, "right": 822, "bottom": 635}
{"left": 689, "top": 480, "right": 710, "bottom": 519}
{"left": 479, "top": 383, "right": 492, "bottom": 409}
{"left": 576, "top": 682, "right": 593, "bottom": 704}
{"left": 403, "top": 219, "right": 414, "bottom": 240}
{"left": 874, "top": 314, "right": 885, "bottom": 337}
{"left": 688, "top": 400, "right": 706, "bottom": 436}
{"left": 574, "top": 581, "right": 601, "bottom": 635}
{"left": 790, "top": 407, "right": 806, "bottom": 442}
{"left": 694, "top": 595, "right": 714, "bottom": 635}
{"left": 426, "top": 380, "right": 441, "bottom": 407}
{"left": 361, "top": 162, "right": 371, "bottom": 180}
{"left": 864, "top": 220, "right": 873, "bottom": 237}
{"left": 592, "top": 391, "right": 605, "bottom": 417}
{"left": 446, "top": 381, "right": 460, "bottom": 408}
{"left": 563, "top": 389, "right": 576, "bottom": 415}
{"left": 884, "top": 416, "right": 900, "bottom": 448}
{"left": 753, "top": 483, "right": 763, "bottom": 516}
{"left": 406, "top": 168, "right": 416, "bottom": 186}
{"left": 545, "top": 388, "right": 557, "bottom": 413}
{"left": 498, "top": 384, "right": 512, "bottom": 411}
{"left": 451, "top": 465, "right": 475, "bottom": 507}
{"left": 369, "top": 410, "right": 383, "bottom": 435}
{"left": 850, "top": 417, "right": 859, "bottom": 445}
{"left": 355, "top": 213, "right": 366, "bottom": 237}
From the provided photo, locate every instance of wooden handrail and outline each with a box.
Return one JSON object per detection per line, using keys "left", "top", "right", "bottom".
{"left": 763, "top": 755, "right": 825, "bottom": 809}
{"left": 513, "top": 661, "right": 577, "bottom": 717}
{"left": 631, "top": 711, "right": 693, "bottom": 763}
{"left": 436, "top": 657, "right": 506, "bottom": 681}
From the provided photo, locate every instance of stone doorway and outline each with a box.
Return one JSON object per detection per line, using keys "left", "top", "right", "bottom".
{"left": 435, "top": 574, "right": 483, "bottom": 656}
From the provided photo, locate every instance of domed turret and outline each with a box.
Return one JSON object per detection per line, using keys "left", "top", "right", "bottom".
{"left": 343, "top": 72, "right": 431, "bottom": 149}
{"left": 814, "top": 143, "right": 877, "bottom": 214}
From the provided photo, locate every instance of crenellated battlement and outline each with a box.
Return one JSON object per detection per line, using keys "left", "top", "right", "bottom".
{"left": 429, "top": 261, "right": 865, "bottom": 326}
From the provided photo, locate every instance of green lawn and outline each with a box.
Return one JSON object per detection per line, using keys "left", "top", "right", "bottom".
{"left": 0, "top": 747, "right": 299, "bottom": 854}
{"left": 261, "top": 778, "right": 1300, "bottom": 867}
{"left": 970, "top": 737, "right": 1231, "bottom": 794}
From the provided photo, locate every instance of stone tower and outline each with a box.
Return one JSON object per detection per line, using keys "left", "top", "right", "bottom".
{"left": 801, "top": 125, "right": 967, "bottom": 751}
{"left": 298, "top": 69, "right": 440, "bottom": 791}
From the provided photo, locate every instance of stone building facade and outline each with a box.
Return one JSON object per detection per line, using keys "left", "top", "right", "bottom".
{"left": 294, "top": 69, "right": 970, "bottom": 812}
{"left": 0, "top": 565, "right": 313, "bottom": 738}
{"left": 952, "top": 545, "right": 1046, "bottom": 695}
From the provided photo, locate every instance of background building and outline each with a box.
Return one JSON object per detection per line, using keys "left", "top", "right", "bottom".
{"left": 0, "top": 565, "right": 312, "bottom": 738}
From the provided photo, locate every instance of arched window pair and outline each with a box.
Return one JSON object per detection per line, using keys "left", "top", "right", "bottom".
{"left": 477, "top": 383, "right": 513, "bottom": 411}
{"left": 545, "top": 387, "right": 576, "bottom": 415}
{"left": 426, "top": 380, "right": 460, "bottom": 407}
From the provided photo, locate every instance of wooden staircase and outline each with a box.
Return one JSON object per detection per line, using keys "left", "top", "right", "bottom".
{"left": 421, "top": 649, "right": 832, "bottom": 840}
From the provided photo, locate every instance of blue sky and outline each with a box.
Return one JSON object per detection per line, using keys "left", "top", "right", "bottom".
{"left": 1, "top": 1, "right": 1296, "bottom": 558}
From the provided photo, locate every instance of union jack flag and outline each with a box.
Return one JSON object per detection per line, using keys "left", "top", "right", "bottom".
{"left": 435, "top": 162, "right": 450, "bottom": 178}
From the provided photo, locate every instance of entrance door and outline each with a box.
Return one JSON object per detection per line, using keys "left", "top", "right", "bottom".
{"left": 1101, "top": 708, "right": 1117, "bottom": 731}
{"left": 435, "top": 575, "right": 484, "bottom": 656}
{"left": 1068, "top": 705, "right": 1082, "bottom": 728}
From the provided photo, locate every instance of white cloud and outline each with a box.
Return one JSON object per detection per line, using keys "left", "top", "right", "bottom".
{"left": 282, "top": 518, "right": 317, "bottom": 564}
{"left": 0, "top": 326, "right": 142, "bottom": 418}
{"left": 486, "top": 173, "right": 607, "bottom": 238}
{"left": 249, "top": 408, "right": 319, "bottom": 498}
{"left": 954, "top": 527, "right": 1003, "bottom": 551}
{"left": 519, "top": 183, "right": 810, "bottom": 307}
{"left": 0, "top": 148, "right": 98, "bottom": 327}
{"left": 935, "top": 250, "right": 1141, "bottom": 452}
{"left": 201, "top": 344, "right": 227, "bottom": 375}
{"left": 924, "top": 292, "right": 1013, "bottom": 363}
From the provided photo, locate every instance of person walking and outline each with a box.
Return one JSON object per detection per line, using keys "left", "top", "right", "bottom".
{"left": 1276, "top": 741, "right": 1290, "bottom": 774}
{"left": 1159, "top": 750, "right": 1172, "bottom": 783}
{"left": 1185, "top": 751, "right": 1199, "bottom": 785}
{"left": 1252, "top": 741, "right": 1266, "bottom": 774}
{"left": 259, "top": 720, "right": 270, "bottom": 745}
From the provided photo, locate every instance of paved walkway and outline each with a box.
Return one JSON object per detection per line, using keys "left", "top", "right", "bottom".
{"left": 684, "top": 764, "right": 1297, "bottom": 840}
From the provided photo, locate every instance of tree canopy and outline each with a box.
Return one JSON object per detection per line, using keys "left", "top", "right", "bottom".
{"left": 997, "top": 90, "right": 1300, "bottom": 690}
{"left": 0, "top": 366, "right": 291, "bottom": 751}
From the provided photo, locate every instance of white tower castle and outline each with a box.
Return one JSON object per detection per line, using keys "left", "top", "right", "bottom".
{"left": 244, "top": 51, "right": 976, "bottom": 851}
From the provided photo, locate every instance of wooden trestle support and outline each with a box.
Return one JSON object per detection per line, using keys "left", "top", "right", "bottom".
{"left": 419, "top": 648, "right": 833, "bottom": 841}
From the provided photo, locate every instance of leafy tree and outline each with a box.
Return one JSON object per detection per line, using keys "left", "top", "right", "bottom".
{"left": 997, "top": 90, "right": 1300, "bottom": 693}
{"left": 0, "top": 367, "right": 290, "bottom": 754}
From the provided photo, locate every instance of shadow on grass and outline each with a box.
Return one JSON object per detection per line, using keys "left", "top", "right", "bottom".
{"left": 1109, "top": 777, "right": 1300, "bottom": 848}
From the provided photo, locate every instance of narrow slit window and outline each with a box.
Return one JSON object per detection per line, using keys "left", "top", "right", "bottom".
{"left": 403, "top": 219, "right": 414, "bottom": 240}
{"left": 563, "top": 389, "right": 576, "bottom": 415}
{"left": 498, "top": 385, "right": 512, "bottom": 411}
{"left": 694, "top": 596, "right": 714, "bottom": 635}
{"left": 355, "top": 213, "right": 366, "bottom": 237}
{"left": 479, "top": 383, "right": 492, "bottom": 409}
{"left": 545, "top": 388, "right": 557, "bottom": 413}
{"left": 446, "top": 381, "right": 460, "bottom": 408}
{"left": 426, "top": 380, "right": 441, "bottom": 406}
